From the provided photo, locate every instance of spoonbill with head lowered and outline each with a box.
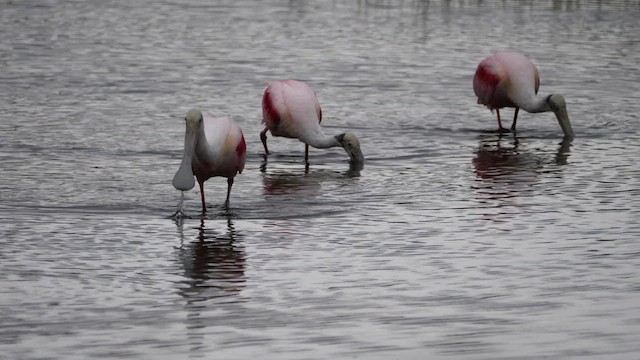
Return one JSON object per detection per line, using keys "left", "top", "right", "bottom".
{"left": 473, "top": 51, "right": 575, "bottom": 139}
{"left": 260, "top": 80, "right": 365, "bottom": 166}
{"left": 172, "top": 109, "right": 246, "bottom": 212}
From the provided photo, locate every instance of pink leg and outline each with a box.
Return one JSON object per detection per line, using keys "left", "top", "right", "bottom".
{"left": 511, "top": 107, "right": 520, "bottom": 132}
{"left": 198, "top": 180, "right": 206, "bottom": 213}
{"left": 260, "top": 127, "right": 270, "bottom": 156}
{"left": 496, "top": 109, "right": 509, "bottom": 133}
{"left": 225, "top": 178, "right": 234, "bottom": 207}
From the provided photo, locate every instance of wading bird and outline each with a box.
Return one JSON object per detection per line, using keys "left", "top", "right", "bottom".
{"left": 473, "top": 51, "right": 575, "bottom": 139}
{"left": 260, "top": 80, "right": 365, "bottom": 165}
{"left": 172, "top": 109, "right": 246, "bottom": 212}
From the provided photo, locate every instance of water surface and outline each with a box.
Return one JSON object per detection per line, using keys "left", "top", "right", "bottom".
{"left": 1, "top": 1, "right": 639, "bottom": 359}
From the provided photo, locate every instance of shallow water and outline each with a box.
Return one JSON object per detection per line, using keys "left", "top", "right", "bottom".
{"left": 1, "top": 0, "right": 640, "bottom": 359}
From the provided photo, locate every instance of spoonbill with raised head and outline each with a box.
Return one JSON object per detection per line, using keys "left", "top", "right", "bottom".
{"left": 172, "top": 109, "right": 246, "bottom": 212}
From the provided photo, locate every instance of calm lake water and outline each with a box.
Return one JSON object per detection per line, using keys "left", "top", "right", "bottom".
{"left": 1, "top": 0, "right": 639, "bottom": 359}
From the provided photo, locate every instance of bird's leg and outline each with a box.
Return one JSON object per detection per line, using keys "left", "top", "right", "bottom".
{"left": 260, "top": 127, "right": 270, "bottom": 156}
{"left": 511, "top": 107, "right": 520, "bottom": 132}
{"left": 225, "top": 178, "right": 234, "bottom": 208}
{"left": 305, "top": 144, "right": 309, "bottom": 164}
{"left": 496, "top": 109, "right": 509, "bottom": 133}
{"left": 198, "top": 180, "right": 206, "bottom": 213}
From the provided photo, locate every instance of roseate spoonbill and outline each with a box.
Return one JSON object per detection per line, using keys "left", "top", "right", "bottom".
{"left": 172, "top": 109, "right": 246, "bottom": 212}
{"left": 260, "top": 80, "right": 365, "bottom": 165}
{"left": 473, "top": 51, "right": 575, "bottom": 139}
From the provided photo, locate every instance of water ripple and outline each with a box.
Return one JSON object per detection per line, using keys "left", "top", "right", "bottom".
{"left": 2, "top": 1, "right": 640, "bottom": 359}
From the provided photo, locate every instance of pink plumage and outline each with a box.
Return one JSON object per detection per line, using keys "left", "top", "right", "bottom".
{"left": 261, "top": 80, "right": 322, "bottom": 139}
{"left": 473, "top": 51, "right": 560, "bottom": 134}
{"left": 474, "top": 51, "right": 540, "bottom": 111}
{"left": 259, "top": 80, "right": 365, "bottom": 165}
{"left": 172, "top": 110, "right": 246, "bottom": 212}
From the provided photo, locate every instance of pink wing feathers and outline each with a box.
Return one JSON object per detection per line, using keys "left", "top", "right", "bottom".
{"left": 474, "top": 52, "right": 541, "bottom": 110}
{"left": 473, "top": 56, "right": 513, "bottom": 109}
{"left": 262, "top": 80, "right": 322, "bottom": 138}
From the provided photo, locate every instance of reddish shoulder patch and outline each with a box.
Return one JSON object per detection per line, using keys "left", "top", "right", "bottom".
{"left": 262, "top": 89, "right": 280, "bottom": 127}
{"left": 236, "top": 134, "right": 246, "bottom": 156}
{"left": 473, "top": 63, "right": 503, "bottom": 107}
{"left": 475, "top": 64, "right": 501, "bottom": 88}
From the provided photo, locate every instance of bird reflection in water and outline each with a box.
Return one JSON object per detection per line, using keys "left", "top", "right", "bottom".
{"left": 472, "top": 134, "right": 572, "bottom": 197}
{"left": 261, "top": 169, "right": 322, "bottom": 196}
{"left": 175, "top": 216, "right": 246, "bottom": 303}
{"left": 174, "top": 216, "right": 245, "bottom": 354}
{"left": 554, "top": 138, "right": 572, "bottom": 166}
{"left": 261, "top": 158, "right": 361, "bottom": 196}
{"left": 473, "top": 135, "right": 534, "bottom": 184}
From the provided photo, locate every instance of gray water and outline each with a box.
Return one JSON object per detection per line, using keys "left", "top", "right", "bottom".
{"left": 1, "top": 0, "right": 640, "bottom": 359}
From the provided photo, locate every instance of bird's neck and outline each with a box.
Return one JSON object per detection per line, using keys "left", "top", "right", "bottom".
{"left": 300, "top": 130, "right": 340, "bottom": 149}
{"left": 519, "top": 94, "right": 550, "bottom": 114}
{"left": 194, "top": 123, "right": 209, "bottom": 154}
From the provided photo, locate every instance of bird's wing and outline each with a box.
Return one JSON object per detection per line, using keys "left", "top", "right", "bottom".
{"left": 315, "top": 89, "right": 322, "bottom": 124}
{"left": 533, "top": 65, "right": 540, "bottom": 95}
{"left": 202, "top": 114, "right": 246, "bottom": 176}
{"left": 284, "top": 81, "right": 322, "bottom": 133}
{"left": 473, "top": 60, "right": 507, "bottom": 108}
